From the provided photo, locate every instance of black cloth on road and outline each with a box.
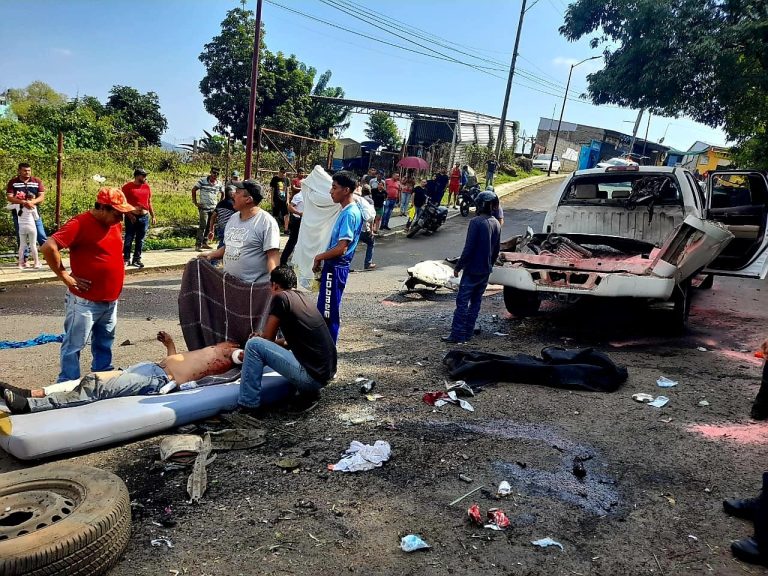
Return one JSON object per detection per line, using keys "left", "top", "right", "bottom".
{"left": 443, "top": 346, "right": 628, "bottom": 392}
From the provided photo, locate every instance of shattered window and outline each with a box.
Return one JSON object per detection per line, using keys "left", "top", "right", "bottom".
{"left": 561, "top": 174, "right": 682, "bottom": 206}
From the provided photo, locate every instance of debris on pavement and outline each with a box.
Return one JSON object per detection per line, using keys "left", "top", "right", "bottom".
{"left": 698, "top": 400, "right": 710, "bottom": 407}
{"left": 632, "top": 393, "right": 669, "bottom": 407}
{"left": 365, "top": 393, "right": 384, "bottom": 402}
{"left": 338, "top": 407, "right": 376, "bottom": 426}
{"left": 450, "top": 485, "right": 485, "bottom": 506}
{"left": 648, "top": 396, "right": 669, "bottom": 408}
{"left": 467, "top": 503, "right": 483, "bottom": 525}
{"left": 329, "top": 440, "right": 391, "bottom": 472}
{"left": 484, "top": 508, "right": 511, "bottom": 531}
{"left": 531, "top": 537, "right": 564, "bottom": 551}
{"left": 119, "top": 339, "right": 133, "bottom": 346}
{"left": 208, "top": 428, "right": 266, "bottom": 451}
{"left": 572, "top": 458, "right": 587, "bottom": 479}
{"left": 445, "top": 380, "right": 475, "bottom": 397}
{"left": 150, "top": 537, "right": 174, "bottom": 549}
{"left": 158, "top": 506, "right": 176, "bottom": 528}
{"left": 187, "top": 434, "right": 214, "bottom": 504}
{"left": 697, "top": 347, "right": 708, "bottom": 352}
{"left": 159, "top": 435, "right": 204, "bottom": 466}
{"left": 276, "top": 458, "right": 301, "bottom": 470}
{"left": 424, "top": 390, "right": 474, "bottom": 411}
{"left": 356, "top": 378, "right": 376, "bottom": 394}
{"left": 400, "top": 534, "right": 431, "bottom": 552}
{"left": 459, "top": 474, "right": 473, "bottom": 483}
{"left": 656, "top": 376, "right": 678, "bottom": 388}
{"left": 497, "top": 481, "right": 512, "bottom": 497}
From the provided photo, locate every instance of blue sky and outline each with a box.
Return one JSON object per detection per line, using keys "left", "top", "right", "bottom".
{"left": 1, "top": 0, "right": 727, "bottom": 152}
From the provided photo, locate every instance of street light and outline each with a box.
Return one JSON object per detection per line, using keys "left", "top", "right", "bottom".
{"left": 547, "top": 55, "right": 601, "bottom": 176}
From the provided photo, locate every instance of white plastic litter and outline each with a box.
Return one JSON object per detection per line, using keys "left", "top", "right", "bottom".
{"left": 497, "top": 481, "right": 512, "bottom": 497}
{"left": 656, "top": 377, "right": 678, "bottom": 388}
{"left": 632, "top": 393, "right": 654, "bottom": 403}
{"left": 400, "top": 534, "right": 430, "bottom": 552}
{"left": 493, "top": 332, "right": 510, "bottom": 337}
{"left": 698, "top": 400, "right": 710, "bottom": 407}
{"left": 151, "top": 537, "right": 174, "bottom": 548}
{"left": 697, "top": 347, "right": 708, "bottom": 352}
{"left": 648, "top": 396, "right": 669, "bottom": 408}
{"left": 331, "top": 440, "right": 391, "bottom": 472}
{"left": 434, "top": 390, "right": 474, "bottom": 411}
{"left": 531, "top": 537, "right": 563, "bottom": 551}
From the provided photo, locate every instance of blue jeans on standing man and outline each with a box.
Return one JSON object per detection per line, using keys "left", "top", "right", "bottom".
{"left": 123, "top": 213, "right": 149, "bottom": 264}
{"left": 238, "top": 337, "right": 324, "bottom": 409}
{"left": 58, "top": 292, "right": 117, "bottom": 382}
{"left": 448, "top": 272, "right": 491, "bottom": 342}
{"left": 381, "top": 198, "right": 397, "bottom": 229}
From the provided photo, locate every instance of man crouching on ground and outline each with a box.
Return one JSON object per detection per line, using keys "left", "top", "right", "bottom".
{"left": 4, "top": 332, "right": 239, "bottom": 413}
{"left": 237, "top": 265, "right": 337, "bottom": 416}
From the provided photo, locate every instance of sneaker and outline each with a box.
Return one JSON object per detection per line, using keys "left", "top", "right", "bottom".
{"left": 364, "top": 263, "right": 377, "bottom": 270}
{"left": 131, "top": 260, "right": 145, "bottom": 269}
{"left": 195, "top": 246, "right": 204, "bottom": 252}
{"left": 235, "top": 404, "right": 269, "bottom": 419}
{"left": 441, "top": 335, "right": 466, "bottom": 344}
{"left": 201, "top": 243, "right": 213, "bottom": 250}
{"left": 4, "top": 389, "right": 30, "bottom": 414}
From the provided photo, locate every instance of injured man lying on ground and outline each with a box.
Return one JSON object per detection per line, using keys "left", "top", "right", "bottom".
{"left": 3, "top": 331, "right": 240, "bottom": 414}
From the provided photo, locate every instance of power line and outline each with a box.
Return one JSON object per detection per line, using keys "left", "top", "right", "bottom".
{"left": 264, "top": 0, "right": 613, "bottom": 107}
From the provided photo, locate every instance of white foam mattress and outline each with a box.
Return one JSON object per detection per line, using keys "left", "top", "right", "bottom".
{"left": 0, "top": 370, "right": 288, "bottom": 460}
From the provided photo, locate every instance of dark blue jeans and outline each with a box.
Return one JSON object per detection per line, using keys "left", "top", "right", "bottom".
{"left": 381, "top": 199, "right": 396, "bottom": 228}
{"left": 123, "top": 214, "right": 149, "bottom": 263}
{"left": 449, "top": 272, "right": 490, "bottom": 342}
{"left": 355, "top": 231, "right": 375, "bottom": 268}
{"left": 317, "top": 260, "right": 349, "bottom": 343}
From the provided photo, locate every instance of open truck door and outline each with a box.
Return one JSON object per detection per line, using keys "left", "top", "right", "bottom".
{"left": 704, "top": 170, "right": 768, "bottom": 279}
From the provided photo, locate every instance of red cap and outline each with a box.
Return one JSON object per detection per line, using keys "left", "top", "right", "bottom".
{"left": 96, "top": 187, "right": 134, "bottom": 213}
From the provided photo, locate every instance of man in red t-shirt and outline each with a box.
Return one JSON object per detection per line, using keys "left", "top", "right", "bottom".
{"left": 41, "top": 187, "right": 134, "bottom": 382}
{"left": 121, "top": 168, "right": 156, "bottom": 268}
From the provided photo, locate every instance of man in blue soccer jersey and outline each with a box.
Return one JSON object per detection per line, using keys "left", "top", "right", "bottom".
{"left": 312, "top": 171, "right": 363, "bottom": 343}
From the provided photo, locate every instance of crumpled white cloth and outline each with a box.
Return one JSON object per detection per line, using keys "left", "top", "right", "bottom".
{"left": 331, "top": 440, "right": 392, "bottom": 472}
{"left": 292, "top": 165, "right": 340, "bottom": 290}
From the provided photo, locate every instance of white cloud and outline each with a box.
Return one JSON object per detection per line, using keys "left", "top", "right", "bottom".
{"left": 52, "top": 48, "right": 73, "bottom": 57}
{"left": 552, "top": 57, "right": 579, "bottom": 67}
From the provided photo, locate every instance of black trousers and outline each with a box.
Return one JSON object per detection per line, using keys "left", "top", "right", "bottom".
{"left": 280, "top": 215, "right": 302, "bottom": 266}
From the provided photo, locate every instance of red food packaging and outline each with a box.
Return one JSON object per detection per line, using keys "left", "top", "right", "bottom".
{"left": 422, "top": 391, "right": 449, "bottom": 405}
{"left": 756, "top": 351, "right": 765, "bottom": 359}
{"left": 467, "top": 503, "right": 483, "bottom": 525}
{"left": 487, "top": 508, "right": 511, "bottom": 529}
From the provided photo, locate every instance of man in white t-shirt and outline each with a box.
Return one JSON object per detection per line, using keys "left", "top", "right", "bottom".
{"left": 280, "top": 174, "right": 304, "bottom": 266}
{"left": 199, "top": 179, "right": 280, "bottom": 284}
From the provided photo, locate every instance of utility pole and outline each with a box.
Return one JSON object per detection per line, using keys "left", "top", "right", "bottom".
{"left": 627, "top": 108, "right": 644, "bottom": 160}
{"left": 548, "top": 55, "right": 601, "bottom": 176}
{"left": 641, "top": 112, "right": 652, "bottom": 162}
{"left": 244, "top": 0, "right": 264, "bottom": 179}
{"left": 492, "top": 0, "right": 528, "bottom": 183}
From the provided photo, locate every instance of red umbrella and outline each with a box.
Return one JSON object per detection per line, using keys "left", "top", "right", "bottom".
{"left": 397, "top": 156, "right": 429, "bottom": 170}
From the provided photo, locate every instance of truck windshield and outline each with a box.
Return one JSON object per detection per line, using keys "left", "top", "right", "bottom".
{"left": 561, "top": 174, "right": 682, "bottom": 206}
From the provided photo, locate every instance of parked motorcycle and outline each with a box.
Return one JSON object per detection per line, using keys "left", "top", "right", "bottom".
{"left": 458, "top": 184, "right": 481, "bottom": 217}
{"left": 406, "top": 198, "right": 449, "bottom": 238}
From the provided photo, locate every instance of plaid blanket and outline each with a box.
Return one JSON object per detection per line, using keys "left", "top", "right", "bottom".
{"left": 178, "top": 258, "right": 273, "bottom": 351}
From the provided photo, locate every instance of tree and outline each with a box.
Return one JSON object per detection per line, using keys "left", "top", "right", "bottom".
{"left": 7, "top": 81, "right": 66, "bottom": 120}
{"left": 105, "top": 85, "right": 168, "bottom": 146}
{"left": 199, "top": 7, "right": 346, "bottom": 140}
{"left": 559, "top": 0, "right": 768, "bottom": 168}
{"left": 308, "top": 70, "right": 351, "bottom": 138}
{"left": 364, "top": 111, "right": 400, "bottom": 149}
{"left": 26, "top": 100, "right": 115, "bottom": 150}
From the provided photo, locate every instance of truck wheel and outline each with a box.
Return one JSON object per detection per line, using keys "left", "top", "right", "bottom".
{"left": 503, "top": 287, "right": 540, "bottom": 317}
{"left": 671, "top": 279, "right": 692, "bottom": 332}
{"left": 0, "top": 463, "right": 131, "bottom": 576}
{"left": 406, "top": 222, "right": 421, "bottom": 238}
{"left": 460, "top": 201, "right": 470, "bottom": 217}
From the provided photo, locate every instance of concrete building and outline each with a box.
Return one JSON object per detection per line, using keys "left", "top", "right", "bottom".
{"left": 535, "top": 117, "right": 670, "bottom": 170}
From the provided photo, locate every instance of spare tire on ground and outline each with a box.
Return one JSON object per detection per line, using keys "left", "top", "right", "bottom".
{"left": 0, "top": 463, "right": 131, "bottom": 576}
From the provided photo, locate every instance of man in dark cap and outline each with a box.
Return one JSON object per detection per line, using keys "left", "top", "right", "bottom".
{"left": 121, "top": 168, "right": 155, "bottom": 268}
{"left": 199, "top": 179, "right": 280, "bottom": 284}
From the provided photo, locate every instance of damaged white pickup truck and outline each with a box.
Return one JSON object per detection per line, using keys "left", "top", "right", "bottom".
{"left": 490, "top": 166, "right": 768, "bottom": 327}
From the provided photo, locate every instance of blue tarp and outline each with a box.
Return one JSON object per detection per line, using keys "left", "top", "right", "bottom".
{"left": 0, "top": 333, "right": 64, "bottom": 349}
